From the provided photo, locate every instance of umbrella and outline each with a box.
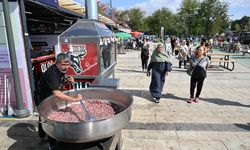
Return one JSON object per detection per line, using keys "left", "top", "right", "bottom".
{"left": 130, "top": 31, "right": 143, "bottom": 37}
{"left": 115, "top": 32, "right": 132, "bottom": 39}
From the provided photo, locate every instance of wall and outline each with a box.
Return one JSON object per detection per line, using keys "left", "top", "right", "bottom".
{"left": 0, "top": 2, "right": 33, "bottom": 114}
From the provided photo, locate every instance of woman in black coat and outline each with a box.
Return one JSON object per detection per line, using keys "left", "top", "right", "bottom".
{"left": 140, "top": 38, "right": 150, "bottom": 72}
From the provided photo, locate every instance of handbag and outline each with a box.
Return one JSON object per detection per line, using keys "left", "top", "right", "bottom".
{"left": 186, "top": 65, "right": 194, "bottom": 76}
{"left": 186, "top": 57, "right": 204, "bottom": 76}
{"left": 165, "top": 62, "right": 172, "bottom": 72}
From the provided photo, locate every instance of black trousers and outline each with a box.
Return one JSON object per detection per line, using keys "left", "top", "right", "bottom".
{"left": 190, "top": 77, "right": 205, "bottom": 98}
{"left": 39, "top": 116, "right": 58, "bottom": 148}
{"left": 38, "top": 116, "right": 46, "bottom": 138}
{"left": 179, "top": 60, "right": 187, "bottom": 68}
{"left": 141, "top": 57, "right": 149, "bottom": 70}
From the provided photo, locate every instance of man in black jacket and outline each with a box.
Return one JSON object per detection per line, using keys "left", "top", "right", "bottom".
{"left": 37, "top": 53, "right": 82, "bottom": 145}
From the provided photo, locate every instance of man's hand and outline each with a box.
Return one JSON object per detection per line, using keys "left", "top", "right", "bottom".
{"left": 146, "top": 71, "right": 151, "bottom": 77}
{"left": 67, "top": 76, "right": 74, "bottom": 83}
{"left": 53, "top": 90, "right": 82, "bottom": 102}
{"left": 74, "top": 94, "right": 82, "bottom": 101}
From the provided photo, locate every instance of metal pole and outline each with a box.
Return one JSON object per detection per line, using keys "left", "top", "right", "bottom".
{"left": 110, "top": 0, "right": 116, "bottom": 78}
{"left": 2, "top": 0, "right": 29, "bottom": 118}
{"left": 110, "top": 0, "right": 112, "bottom": 20}
{"left": 85, "top": 0, "right": 98, "bottom": 20}
{"left": 19, "top": 0, "right": 36, "bottom": 108}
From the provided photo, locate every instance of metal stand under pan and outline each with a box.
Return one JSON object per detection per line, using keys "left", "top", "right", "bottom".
{"left": 48, "top": 131, "right": 122, "bottom": 150}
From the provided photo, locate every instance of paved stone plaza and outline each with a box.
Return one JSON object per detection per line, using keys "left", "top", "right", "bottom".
{"left": 0, "top": 49, "right": 250, "bottom": 150}
{"left": 117, "top": 50, "right": 250, "bottom": 150}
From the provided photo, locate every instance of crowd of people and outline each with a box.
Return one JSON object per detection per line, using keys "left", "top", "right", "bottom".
{"left": 137, "top": 35, "right": 212, "bottom": 104}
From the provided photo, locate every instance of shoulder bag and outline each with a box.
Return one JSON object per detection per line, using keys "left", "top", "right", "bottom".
{"left": 186, "top": 57, "right": 204, "bottom": 76}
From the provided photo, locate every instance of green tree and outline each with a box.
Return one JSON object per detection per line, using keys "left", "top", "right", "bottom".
{"left": 177, "top": 0, "right": 200, "bottom": 36}
{"left": 126, "top": 8, "right": 145, "bottom": 31}
{"left": 146, "top": 8, "right": 175, "bottom": 35}
{"left": 112, "top": 9, "right": 127, "bottom": 27}
{"left": 240, "top": 16, "right": 250, "bottom": 31}
{"left": 113, "top": 8, "right": 145, "bottom": 31}
{"left": 234, "top": 23, "right": 241, "bottom": 32}
{"left": 231, "top": 16, "right": 250, "bottom": 32}
{"left": 199, "top": 0, "right": 229, "bottom": 38}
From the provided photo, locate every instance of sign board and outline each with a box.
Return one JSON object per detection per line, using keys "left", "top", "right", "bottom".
{"left": 60, "top": 43, "right": 98, "bottom": 77}
{"left": 32, "top": 54, "right": 55, "bottom": 77}
{"left": 160, "top": 27, "right": 164, "bottom": 37}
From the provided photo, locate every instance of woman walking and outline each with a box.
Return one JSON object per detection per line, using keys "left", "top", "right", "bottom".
{"left": 147, "top": 43, "right": 171, "bottom": 103}
{"left": 140, "top": 38, "right": 150, "bottom": 72}
{"left": 178, "top": 40, "right": 189, "bottom": 69}
{"left": 187, "top": 46, "right": 210, "bottom": 103}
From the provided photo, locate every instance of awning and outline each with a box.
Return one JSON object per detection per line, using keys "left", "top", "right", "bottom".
{"left": 130, "top": 31, "right": 144, "bottom": 37}
{"left": 118, "top": 27, "right": 131, "bottom": 33}
{"left": 25, "top": 0, "right": 119, "bottom": 31}
{"left": 25, "top": 0, "right": 84, "bottom": 35}
{"left": 115, "top": 32, "right": 132, "bottom": 39}
{"left": 98, "top": 14, "right": 116, "bottom": 27}
{"left": 58, "top": 0, "right": 116, "bottom": 27}
{"left": 58, "top": 0, "right": 85, "bottom": 15}
{"left": 25, "top": 0, "right": 83, "bottom": 24}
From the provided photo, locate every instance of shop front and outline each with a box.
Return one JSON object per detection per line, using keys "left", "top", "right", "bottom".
{"left": 0, "top": 0, "right": 83, "bottom": 115}
{"left": 0, "top": 0, "right": 118, "bottom": 115}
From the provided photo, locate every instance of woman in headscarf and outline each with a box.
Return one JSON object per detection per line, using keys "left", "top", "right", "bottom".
{"left": 147, "top": 43, "right": 171, "bottom": 103}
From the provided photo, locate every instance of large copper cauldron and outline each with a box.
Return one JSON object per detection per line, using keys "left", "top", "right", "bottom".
{"left": 38, "top": 88, "right": 133, "bottom": 143}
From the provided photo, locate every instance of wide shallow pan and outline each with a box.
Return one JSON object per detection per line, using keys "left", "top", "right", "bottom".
{"left": 38, "top": 87, "right": 133, "bottom": 143}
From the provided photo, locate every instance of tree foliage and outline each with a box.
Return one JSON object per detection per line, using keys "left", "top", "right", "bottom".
{"left": 231, "top": 16, "right": 250, "bottom": 32}
{"left": 126, "top": 8, "right": 145, "bottom": 31}
{"left": 146, "top": 8, "right": 175, "bottom": 35}
{"left": 112, "top": 0, "right": 231, "bottom": 36}
{"left": 198, "top": 0, "right": 229, "bottom": 38}
{"left": 177, "top": 0, "right": 200, "bottom": 35}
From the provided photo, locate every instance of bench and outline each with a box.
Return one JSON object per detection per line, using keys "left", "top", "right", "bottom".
{"left": 210, "top": 59, "right": 235, "bottom": 71}
{"left": 239, "top": 45, "right": 250, "bottom": 56}
{"left": 242, "top": 50, "right": 250, "bottom": 56}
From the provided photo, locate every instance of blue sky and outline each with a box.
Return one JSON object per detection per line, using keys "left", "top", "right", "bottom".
{"left": 76, "top": 0, "right": 250, "bottom": 20}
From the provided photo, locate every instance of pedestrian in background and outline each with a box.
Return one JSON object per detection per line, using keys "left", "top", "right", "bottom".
{"left": 187, "top": 46, "right": 210, "bottom": 103}
{"left": 140, "top": 38, "right": 150, "bottom": 72}
{"left": 178, "top": 40, "right": 189, "bottom": 69}
{"left": 147, "top": 43, "right": 171, "bottom": 103}
{"left": 165, "top": 37, "right": 173, "bottom": 56}
{"left": 205, "top": 43, "right": 212, "bottom": 60}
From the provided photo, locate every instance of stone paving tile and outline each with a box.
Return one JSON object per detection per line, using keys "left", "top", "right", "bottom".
{"left": 121, "top": 138, "right": 180, "bottom": 150}
{"left": 176, "top": 131, "right": 222, "bottom": 141}
{"left": 234, "top": 131, "right": 250, "bottom": 143}
{"left": 216, "top": 132, "right": 244, "bottom": 142}
{"left": 178, "top": 140, "right": 227, "bottom": 150}
{"left": 130, "top": 115, "right": 157, "bottom": 123}
{"left": 224, "top": 117, "right": 250, "bottom": 124}
{"left": 0, "top": 125, "right": 47, "bottom": 150}
{"left": 122, "top": 130, "right": 178, "bottom": 140}
{"left": 221, "top": 140, "right": 250, "bottom": 150}
{"left": 157, "top": 116, "right": 228, "bottom": 124}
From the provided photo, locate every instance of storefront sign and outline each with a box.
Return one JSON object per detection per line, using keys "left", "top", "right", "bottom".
{"left": 61, "top": 43, "right": 98, "bottom": 77}
{"left": 32, "top": 54, "right": 55, "bottom": 77}
{"left": 40, "top": 60, "right": 54, "bottom": 73}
